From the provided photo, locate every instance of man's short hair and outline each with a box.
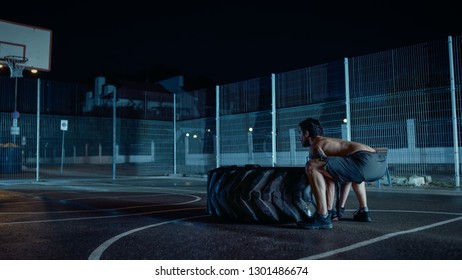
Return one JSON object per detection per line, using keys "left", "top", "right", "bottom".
{"left": 299, "top": 118, "right": 324, "bottom": 137}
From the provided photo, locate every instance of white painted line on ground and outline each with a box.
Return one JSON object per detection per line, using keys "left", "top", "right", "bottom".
{"left": 0, "top": 193, "right": 201, "bottom": 213}
{"left": 0, "top": 207, "right": 205, "bottom": 226}
{"left": 0, "top": 190, "right": 207, "bottom": 260}
{"left": 88, "top": 215, "right": 209, "bottom": 260}
{"left": 300, "top": 215, "right": 462, "bottom": 260}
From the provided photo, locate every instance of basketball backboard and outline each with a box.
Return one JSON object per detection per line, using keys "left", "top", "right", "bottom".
{"left": 0, "top": 19, "right": 52, "bottom": 72}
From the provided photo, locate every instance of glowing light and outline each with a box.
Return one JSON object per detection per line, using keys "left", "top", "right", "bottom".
{"left": 186, "top": 133, "right": 190, "bottom": 137}
{"left": 343, "top": 118, "right": 348, "bottom": 123}
{"left": 31, "top": 69, "right": 38, "bottom": 74}
{"left": 248, "top": 127, "right": 253, "bottom": 132}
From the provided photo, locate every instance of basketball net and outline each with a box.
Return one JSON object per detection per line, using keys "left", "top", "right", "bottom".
{"left": 4, "top": 55, "right": 28, "bottom": 78}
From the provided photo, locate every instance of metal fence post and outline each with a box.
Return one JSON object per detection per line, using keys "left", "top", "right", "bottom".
{"left": 173, "top": 92, "right": 177, "bottom": 174}
{"left": 271, "top": 73, "right": 277, "bottom": 167}
{"left": 36, "top": 78, "right": 41, "bottom": 181}
{"left": 216, "top": 85, "right": 221, "bottom": 168}
{"left": 112, "top": 87, "right": 117, "bottom": 179}
{"left": 448, "top": 36, "right": 460, "bottom": 189}
{"left": 344, "top": 57, "right": 351, "bottom": 141}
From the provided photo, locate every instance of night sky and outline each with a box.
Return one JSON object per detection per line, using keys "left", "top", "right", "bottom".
{"left": 2, "top": 1, "right": 461, "bottom": 87}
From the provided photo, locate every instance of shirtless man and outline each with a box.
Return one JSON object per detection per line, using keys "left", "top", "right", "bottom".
{"left": 296, "top": 118, "right": 387, "bottom": 229}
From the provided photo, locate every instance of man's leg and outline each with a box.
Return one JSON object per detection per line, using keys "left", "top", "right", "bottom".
{"left": 326, "top": 180, "right": 335, "bottom": 210}
{"left": 351, "top": 182, "right": 367, "bottom": 208}
{"left": 297, "top": 160, "right": 333, "bottom": 229}
{"left": 338, "top": 182, "right": 351, "bottom": 208}
{"left": 306, "top": 159, "right": 328, "bottom": 216}
{"left": 326, "top": 179, "right": 337, "bottom": 219}
{"left": 351, "top": 182, "right": 372, "bottom": 222}
{"left": 333, "top": 182, "right": 351, "bottom": 219}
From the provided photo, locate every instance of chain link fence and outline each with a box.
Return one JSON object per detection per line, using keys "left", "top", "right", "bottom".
{"left": 1, "top": 36, "right": 461, "bottom": 188}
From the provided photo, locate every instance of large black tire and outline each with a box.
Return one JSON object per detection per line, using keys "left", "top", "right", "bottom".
{"left": 206, "top": 165, "right": 316, "bottom": 223}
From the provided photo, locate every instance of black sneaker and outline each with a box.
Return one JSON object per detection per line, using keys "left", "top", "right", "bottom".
{"left": 336, "top": 207, "right": 345, "bottom": 219}
{"left": 329, "top": 209, "right": 338, "bottom": 221}
{"left": 353, "top": 208, "right": 372, "bottom": 222}
{"left": 296, "top": 213, "right": 333, "bottom": 229}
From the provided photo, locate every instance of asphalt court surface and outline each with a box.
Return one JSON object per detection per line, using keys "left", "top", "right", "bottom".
{"left": 0, "top": 176, "right": 461, "bottom": 260}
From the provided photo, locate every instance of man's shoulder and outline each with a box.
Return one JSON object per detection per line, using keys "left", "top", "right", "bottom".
{"left": 318, "top": 136, "right": 340, "bottom": 143}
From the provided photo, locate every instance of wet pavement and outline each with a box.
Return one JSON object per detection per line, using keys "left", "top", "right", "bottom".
{"left": 0, "top": 176, "right": 461, "bottom": 260}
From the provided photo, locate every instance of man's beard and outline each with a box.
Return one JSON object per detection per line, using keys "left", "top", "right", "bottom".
{"left": 301, "top": 140, "right": 310, "bottom": 147}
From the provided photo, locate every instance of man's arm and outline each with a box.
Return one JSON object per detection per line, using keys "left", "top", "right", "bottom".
{"left": 316, "top": 147, "right": 328, "bottom": 161}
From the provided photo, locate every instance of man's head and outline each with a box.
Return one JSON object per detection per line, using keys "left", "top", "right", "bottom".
{"left": 298, "top": 118, "right": 323, "bottom": 146}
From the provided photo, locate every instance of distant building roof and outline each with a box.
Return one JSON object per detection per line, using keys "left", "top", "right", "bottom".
{"left": 104, "top": 79, "right": 173, "bottom": 101}
{"left": 115, "top": 79, "right": 172, "bottom": 93}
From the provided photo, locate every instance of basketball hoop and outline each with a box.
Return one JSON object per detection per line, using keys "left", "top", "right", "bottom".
{"left": 4, "top": 55, "right": 28, "bottom": 78}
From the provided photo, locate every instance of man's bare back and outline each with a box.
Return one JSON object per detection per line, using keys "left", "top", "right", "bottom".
{"left": 310, "top": 136, "right": 376, "bottom": 159}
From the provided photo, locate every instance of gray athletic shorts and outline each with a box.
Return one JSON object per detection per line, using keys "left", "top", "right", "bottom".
{"left": 324, "top": 151, "right": 387, "bottom": 184}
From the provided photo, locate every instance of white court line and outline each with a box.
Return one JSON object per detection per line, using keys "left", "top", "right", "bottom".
{"left": 374, "top": 209, "right": 462, "bottom": 215}
{"left": 0, "top": 193, "right": 201, "bottom": 214}
{"left": 88, "top": 215, "right": 209, "bottom": 260}
{"left": 60, "top": 183, "right": 207, "bottom": 193}
{"left": 0, "top": 201, "right": 196, "bottom": 215}
{"left": 85, "top": 188, "right": 208, "bottom": 260}
{"left": 0, "top": 192, "right": 171, "bottom": 206}
{"left": 0, "top": 207, "right": 205, "bottom": 226}
{"left": 0, "top": 190, "right": 207, "bottom": 259}
{"left": 300, "top": 215, "right": 462, "bottom": 260}
{"left": 0, "top": 190, "right": 202, "bottom": 222}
